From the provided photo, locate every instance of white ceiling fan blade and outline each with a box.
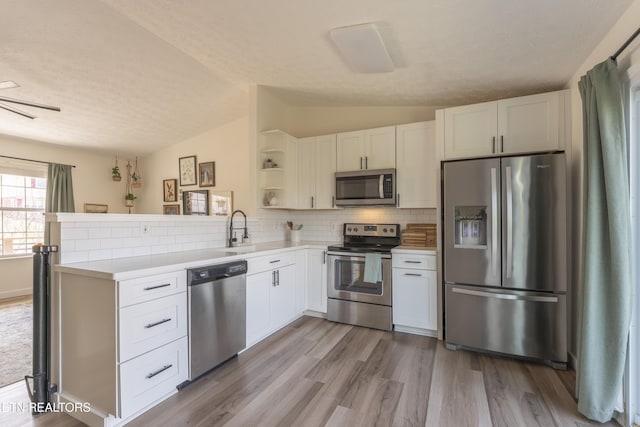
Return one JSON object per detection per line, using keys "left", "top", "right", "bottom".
{"left": 0, "top": 95, "right": 60, "bottom": 112}
{"left": 0, "top": 102, "right": 36, "bottom": 119}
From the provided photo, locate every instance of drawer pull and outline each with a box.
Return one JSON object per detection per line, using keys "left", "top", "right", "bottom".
{"left": 404, "top": 260, "right": 422, "bottom": 264}
{"left": 269, "top": 259, "right": 281, "bottom": 264}
{"left": 404, "top": 273, "right": 423, "bottom": 277}
{"left": 145, "top": 318, "right": 172, "bottom": 329}
{"left": 143, "top": 283, "right": 172, "bottom": 291}
{"left": 146, "top": 364, "right": 173, "bottom": 379}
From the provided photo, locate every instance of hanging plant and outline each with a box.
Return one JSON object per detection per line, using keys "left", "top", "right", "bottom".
{"left": 112, "top": 156, "right": 121, "bottom": 181}
{"left": 125, "top": 192, "right": 136, "bottom": 207}
{"left": 132, "top": 156, "right": 142, "bottom": 188}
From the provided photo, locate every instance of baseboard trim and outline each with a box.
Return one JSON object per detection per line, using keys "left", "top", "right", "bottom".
{"left": 394, "top": 325, "right": 438, "bottom": 337}
{"left": 0, "top": 288, "right": 32, "bottom": 301}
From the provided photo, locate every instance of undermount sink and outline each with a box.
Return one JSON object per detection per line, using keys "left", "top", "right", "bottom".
{"left": 224, "top": 245, "right": 256, "bottom": 253}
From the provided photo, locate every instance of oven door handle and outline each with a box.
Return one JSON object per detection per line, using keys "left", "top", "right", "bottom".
{"left": 327, "top": 251, "right": 392, "bottom": 259}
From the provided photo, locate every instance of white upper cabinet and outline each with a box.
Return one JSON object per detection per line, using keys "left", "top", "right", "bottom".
{"left": 497, "top": 91, "right": 561, "bottom": 154}
{"left": 396, "top": 121, "right": 437, "bottom": 208}
{"left": 336, "top": 130, "right": 365, "bottom": 171}
{"left": 314, "top": 134, "right": 338, "bottom": 209}
{"left": 336, "top": 125, "right": 396, "bottom": 171}
{"left": 444, "top": 101, "right": 498, "bottom": 159}
{"left": 297, "top": 134, "right": 337, "bottom": 209}
{"left": 442, "top": 90, "right": 568, "bottom": 160}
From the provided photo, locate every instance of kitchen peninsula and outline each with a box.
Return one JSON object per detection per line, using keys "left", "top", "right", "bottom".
{"left": 47, "top": 212, "right": 336, "bottom": 426}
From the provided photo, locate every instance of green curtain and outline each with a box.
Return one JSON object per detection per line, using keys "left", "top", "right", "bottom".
{"left": 577, "top": 58, "right": 632, "bottom": 422}
{"left": 45, "top": 163, "right": 75, "bottom": 243}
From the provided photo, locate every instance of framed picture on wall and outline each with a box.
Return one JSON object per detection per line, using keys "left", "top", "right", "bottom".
{"left": 183, "top": 190, "right": 209, "bottom": 215}
{"left": 84, "top": 203, "right": 108, "bottom": 213}
{"left": 179, "top": 155, "right": 197, "bottom": 186}
{"left": 211, "top": 191, "right": 232, "bottom": 216}
{"left": 163, "top": 204, "right": 180, "bottom": 215}
{"left": 199, "top": 162, "right": 215, "bottom": 187}
{"left": 163, "top": 178, "right": 178, "bottom": 202}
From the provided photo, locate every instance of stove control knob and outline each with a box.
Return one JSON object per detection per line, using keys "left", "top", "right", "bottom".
{"left": 383, "top": 228, "right": 388, "bottom": 233}
{"left": 347, "top": 227, "right": 352, "bottom": 232}
{"left": 353, "top": 227, "right": 358, "bottom": 232}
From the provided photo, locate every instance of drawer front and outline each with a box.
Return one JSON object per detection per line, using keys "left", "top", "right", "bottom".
{"left": 119, "top": 336, "right": 188, "bottom": 419}
{"left": 119, "top": 271, "right": 186, "bottom": 307}
{"left": 445, "top": 284, "right": 567, "bottom": 363}
{"left": 119, "top": 293, "right": 187, "bottom": 362}
{"left": 247, "top": 252, "right": 296, "bottom": 275}
{"left": 392, "top": 253, "right": 436, "bottom": 270}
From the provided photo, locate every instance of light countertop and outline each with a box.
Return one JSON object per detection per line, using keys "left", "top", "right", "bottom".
{"left": 53, "top": 240, "right": 337, "bottom": 281}
{"left": 392, "top": 246, "right": 438, "bottom": 254}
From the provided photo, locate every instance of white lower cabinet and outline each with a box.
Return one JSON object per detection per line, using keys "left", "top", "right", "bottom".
{"left": 391, "top": 250, "right": 437, "bottom": 335}
{"left": 305, "top": 248, "right": 327, "bottom": 314}
{"left": 119, "top": 336, "right": 188, "bottom": 418}
{"left": 245, "top": 253, "right": 298, "bottom": 347}
{"left": 57, "top": 270, "right": 188, "bottom": 425}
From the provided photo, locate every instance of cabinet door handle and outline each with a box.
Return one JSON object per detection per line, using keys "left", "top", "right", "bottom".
{"left": 492, "top": 136, "right": 496, "bottom": 154}
{"left": 311, "top": 196, "right": 314, "bottom": 208}
{"left": 269, "top": 259, "right": 280, "bottom": 264}
{"left": 360, "top": 157, "right": 363, "bottom": 170}
{"left": 145, "top": 318, "right": 172, "bottom": 329}
{"left": 397, "top": 193, "right": 400, "bottom": 207}
{"left": 143, "top": 283, "right": 171, "bottom": 291}
{"left": 365, "top": 156, "right": 368, "bottom": 169}
{"left": 404, "top": 260, "right": 422, "bottom": 264}
{"left": 332, "top": 196, "right": 335, "bottom": 208}
{"left": 500, "top": 135, "right": 504, "bottom": 152}
{"left": 404, "top": 273, "right": 423, "bottom": 277}
{"left": 276, "top": 269, "right": 280, "bottom": 286}
{"left": 272, "top": 270, "right": 275, "bottom": 286}
{"left": 146, "top": 364, "right": 173, "bottom": 379}
{"left": 323, "top": 251, "right": 326, "bottom": 264}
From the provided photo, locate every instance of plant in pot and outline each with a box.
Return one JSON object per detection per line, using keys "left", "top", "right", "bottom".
{"left": 112, "top": 165, "right": 121, "bottom": 181}
{"left": 125, "top": 193, "right": 136, "bottom": 207}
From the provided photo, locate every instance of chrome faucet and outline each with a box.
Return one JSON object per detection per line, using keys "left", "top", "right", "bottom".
{"left": 229, "top": 209, "right": 249, "bottom": 247}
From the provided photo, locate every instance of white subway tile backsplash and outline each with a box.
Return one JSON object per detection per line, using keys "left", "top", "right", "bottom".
{"left": 52, "top": 207, "right": 436, "bottom": 263}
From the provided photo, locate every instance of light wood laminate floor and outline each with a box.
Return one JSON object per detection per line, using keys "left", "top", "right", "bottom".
{"left": 0, "top": 316, "right": 617, "bottom": 426}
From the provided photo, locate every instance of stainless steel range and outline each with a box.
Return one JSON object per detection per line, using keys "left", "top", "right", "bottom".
{"left": 327, "top": 223, "right": 400, "bottom": 331}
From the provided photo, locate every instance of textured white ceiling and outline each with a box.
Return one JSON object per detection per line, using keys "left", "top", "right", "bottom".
{"left": 0, "top": 0, "right": 633, "bottom": 155}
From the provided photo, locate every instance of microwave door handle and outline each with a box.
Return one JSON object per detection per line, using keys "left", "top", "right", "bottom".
{"left": 379, "top": 174, "right": 384, "bottom": 198}
{"left": 491, "top": 167, "right": 498, "bottom": 276}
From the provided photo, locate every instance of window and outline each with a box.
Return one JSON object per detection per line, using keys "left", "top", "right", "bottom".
{"left": 0, "top": 163, "right": 47, "bottom": 257}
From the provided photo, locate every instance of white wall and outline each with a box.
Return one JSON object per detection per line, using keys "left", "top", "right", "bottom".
{"left": 0, "top": 133, "right": 125, "bottom": 298}
{"left": 565, "top": 0, "right": 640, "bottom": 357}
{"left": 288, "top": 105, "right": 437, "bottom": 137}
{"left": 137, "top": 116, "right": 251, "bottom": 215}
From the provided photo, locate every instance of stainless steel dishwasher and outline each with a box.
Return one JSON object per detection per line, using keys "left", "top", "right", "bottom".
{"left": 187, "top": 260, "right": 247, "bottom": 381}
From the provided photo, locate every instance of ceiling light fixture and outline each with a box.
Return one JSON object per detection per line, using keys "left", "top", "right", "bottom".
{"left": 329, "top": 23, "right": 395, "bottom": 73}
{"left": 0, "top": 80, "right": 19, "bottom": 90}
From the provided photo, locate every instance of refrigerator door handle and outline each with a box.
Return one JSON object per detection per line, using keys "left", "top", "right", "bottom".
{"left": 491, "top": 167, "right": 498, "bottom": 276}
{"left": 506, "top": 165, "right": 513, "bottom": 278}
{"left": 451, "top": 287, "right": 559, "bottom": 303}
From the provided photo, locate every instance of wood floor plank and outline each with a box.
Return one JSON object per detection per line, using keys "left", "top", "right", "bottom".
{"left": 425, "top": 342, "right": 493, "bottom": 427}
{"left": 1, "top": 316, "right": 614, "bottom": 427}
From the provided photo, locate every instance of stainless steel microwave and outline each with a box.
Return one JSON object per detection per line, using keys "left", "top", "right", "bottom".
{"left": 335, "top": 168, "right": 396, "bottom": 206}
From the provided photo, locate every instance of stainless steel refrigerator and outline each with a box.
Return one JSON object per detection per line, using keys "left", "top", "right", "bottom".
{"left": 443, "top": 153, "right": 567, "bottom": 367}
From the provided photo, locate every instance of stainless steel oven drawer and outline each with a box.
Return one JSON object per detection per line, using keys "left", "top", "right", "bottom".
{"left": 445, "top": 283, "right": 567, "bottom": 363}
{"left": 327, "top": 298, "right": 392, "bottom": 331}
